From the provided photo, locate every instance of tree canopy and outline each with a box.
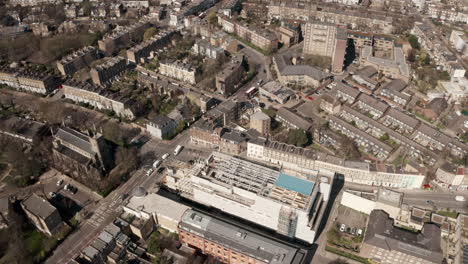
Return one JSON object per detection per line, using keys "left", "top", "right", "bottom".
{"left": 287, "top": 129, "right": 309, "bottom": 147}
{"left": 144, "top": 27, "right": 158, "bottom": 41}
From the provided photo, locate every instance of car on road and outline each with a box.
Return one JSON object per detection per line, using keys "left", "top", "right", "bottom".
{"left": 174, "top": 145, "right": 183, "bottom": 156}
{"left": 307, "top": 96, "right": 313, "bottom": 101}
{"left": 56, "top": 179, "right": 63, "bottom": 186}
{"left": 455, "top": 196, "right": 466, "bottom": 202}
{"left": 339, "top": 224, "right": 346, "bottom": 232}
{"left": 162, "top": 153, "right": 169, "bottom": 160}
{"left": 146, "top": 168, "right": 154, "bottom": 176}
{"left": 152, "top": 160, "right": 162, "bottom": 168}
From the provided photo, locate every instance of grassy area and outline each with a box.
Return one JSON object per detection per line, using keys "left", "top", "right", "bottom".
{"left": 23, "top": 224, "right": 72, "bottom": 263}
{"left": 325, "top": 246, "right": 371, "bottom": 264}
{"left": 437, "top": 211, "right": 458, "bottom": 219}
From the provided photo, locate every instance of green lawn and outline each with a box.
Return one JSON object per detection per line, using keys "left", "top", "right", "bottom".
{"left": 437, "top": 211, "right": 458, "bottom": 219}
{"left": 325, "top": 245, "right": 371, "bottom": 264}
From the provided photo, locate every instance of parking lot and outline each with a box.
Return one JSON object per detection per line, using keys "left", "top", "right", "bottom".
{"left": 336, "top": 205, "right": 369, "bottom": 234}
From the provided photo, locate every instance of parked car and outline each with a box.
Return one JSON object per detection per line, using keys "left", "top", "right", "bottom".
{"left": 56, "top": 179, "right": 63, "bottom": 186}
{"left": 157, "top": 167, "right": 165, "bottom": 173}
{"left": 357, "top": 229, "right": 363, "bottom": 236}
{"left": 339, "top": 224, "right": 346, "bottom": 232}
{"left": 146, "top": 168, "right": 154, "bottom": 176}
{"left": 351, "top": 228, "right": 356, "bottom": 235}
{"left": 162, "top": 153, "right": 169, "bottom": 160}
{"left": 152, "top": 160, "right": 162, "bottom": 168}
{"left": 49, "top": 192, "right": 57, "bottom": 198}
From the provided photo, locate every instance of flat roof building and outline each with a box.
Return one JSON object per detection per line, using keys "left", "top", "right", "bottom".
{"left": 178, "top": 209, "right": 306, "bottom": 264}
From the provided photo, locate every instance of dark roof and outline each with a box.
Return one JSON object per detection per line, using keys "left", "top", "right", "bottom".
{"left": 356, "top": 66, "right": 377, "bottom": 78}
{"left": 365, "top": 210, "right": 443, "bottom": 263}
{"left": 385, "top": 108, "right": 420, "bottom": 128}
{"left": 426, "top": 98, "right": 448, "bottom": 115}
{"left": 22, "top": 194, "right": 58, "bottom": 220}
{"left": 357, "top": 93, "right": 389, "bottom": 113}
{"left": 55, "top": 127, "right": 95, "bottom": 155}
{"left": 276, "top": 108, "right": 313, "bottom": 131}
{"left": 382, "top": 79, "right": 407, "bottom": 92}
{"left": 148, "top": 115, "right": 175, "bottom": 128}
{"left": 221, "top": 129, "right": 246, "bottom": 143}
{"left": 335, "top": 82, "right": 360, "bottom": 99}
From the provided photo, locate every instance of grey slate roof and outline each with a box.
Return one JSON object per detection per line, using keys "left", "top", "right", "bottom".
{"left": 382, "top": 79, "right": 407, "bottom": 92}
{"left": 179, "top": 209, "right": 304, "bottom": 264}
{"left": 277, "top": 107, "right": 313, "bottom": 131}
{"left": 22, "top": 194, "right": 57, "bottom": 220}
{"left": 385, "top": 108, "right": 420, "bottom": 128}
{"left": 335, "top": 82, "right": 360, "bottom": 99}
{"left": 357, "top": 93, "right": 389, "bottom": 113}
{"left": 55, "top": 127, "right": 94, "bottom": 156}
{"left": 364, "top": 210, "right": 443, "bottom": 264}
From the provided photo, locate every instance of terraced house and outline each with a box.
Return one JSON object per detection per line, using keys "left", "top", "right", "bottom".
{"left": 355, "top": 93, "right": 389, "bottom": 119}
{"left": 329, "top": 115, "right": 392, "bottom": 160}
{"left": 0, "top": 66, "right": 59, "bottom": 95}
{"left": 62, "top": 79, "right": 136, "bottom": 120}
{"left": 334, "top": 82, "right": 360, "bottom": 104}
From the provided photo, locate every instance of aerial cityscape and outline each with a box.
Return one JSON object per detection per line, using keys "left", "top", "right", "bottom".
{"left": 0, "top": 0, "right": 467, "bottom": 263}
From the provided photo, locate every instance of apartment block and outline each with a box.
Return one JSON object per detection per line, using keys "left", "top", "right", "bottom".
{"left": 250, "top": 111, "right": 271, "bottom": 136}
{"left": 278, "top": 24, "right": 300, "bottom": 48}
{"left": 127, "top": 30, "right": 176, "bottom": 63}
{"left": 57, "top": 46, "right": 99, "bottom": 76}
{"left": 355, "top": 93, "right": 389, "bottom": 119}
{"left": 178, "top": 210, "right": 306, "bottom": 264}
{"left": 146, "top": 116, "right": 177, "bottom": 140}
{"left": 159, "top": 61, "right": 199, "bottom": 84}
{"left": 267, "top": 2, "right": 394, "bottom": 34}
{"left": 362, "top": 210, "right": 443, "bottom": 264}
{"left": 218, "top": 15, "right": 278, "bottom": 51}
{"left": 21, "top": 194, "right": 64, "bottom": 237}
{"left": 450, "top": 30, "right": 468, "bottom": 54}
{"left": 334, "top": 82, "right": 360, "bottom": 104}
{"left": 191, "top": 39, "right": 225, "bottom": 60}
{"left": 347, "top": 31, "right": 373, "bottom": 50}
{"left": 303, "top": 22, "right": 347, "bottom": 73}
{"left": 215, "top": 55, "right": 244, "bottom": 96}
{"left": 169, "top": 0, "right": 219, "bottom": 27}
{"left": 329, "top": 116, "right": 392, "bottom": 160}
{"left": 62, "top": 80, "right": 136, "bottom": 120}
{"left": 247, "top": 138, "right": 426, "bottom": 188}
{"left": 98, "top": 19, "right": 151, "bottom": 55}
{"left": 90, "top": 57, "right": 127, "bottom": 86}
{"left": 273, "top": 52, "right": 330, "bottom": 87}
{"left": 360, "top": 45, "right": 410, "bottom": 82}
